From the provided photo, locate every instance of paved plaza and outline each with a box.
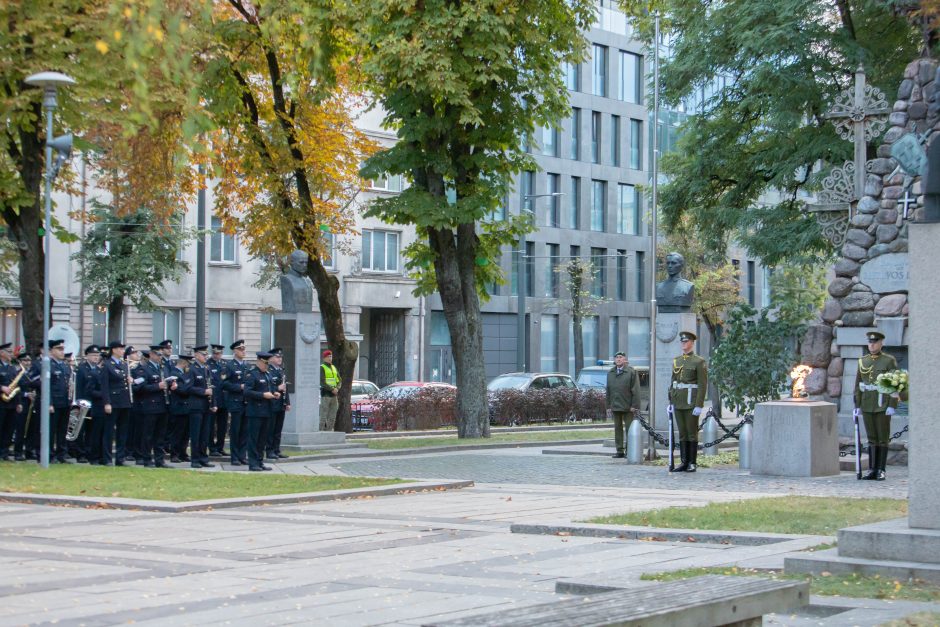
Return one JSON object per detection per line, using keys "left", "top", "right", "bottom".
{"left": 1, "top": 445, "right": 935, "bottom": 626}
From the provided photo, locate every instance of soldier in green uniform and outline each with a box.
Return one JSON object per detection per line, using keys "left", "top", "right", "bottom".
{"left": 605, "top": 351, "right": 640, "bottom": 459}
{"left": 668, "top": 331, "right": 707, "bottom": 473}
{"left": 854, "top": 331, "right": 898, "bottom": 481}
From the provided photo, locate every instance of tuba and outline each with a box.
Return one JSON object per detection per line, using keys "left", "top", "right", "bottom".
{"left": 65, "top": 399, "right": 92, "bottom": 441}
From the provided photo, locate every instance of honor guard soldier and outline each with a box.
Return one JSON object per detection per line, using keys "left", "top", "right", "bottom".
{"left": 11, "top": 351, "right": 34, "bottom": 461}
{"left": 207, "top": 344, "right": 228, "bottom": 457}
{"left": 668, "top": 331, "right": 708, "bottom": 473}
{"left": 244, "top": 351, "right": 276, "bottom": 471}
{"left": 131, "top": 346, "right": 174, "bottom": 468}
{"left": 0, "top": 343, "right": 21, "bottom": 460}
{"left": 606, "top": 351, "right": 640, "bottom": 459}
{"left": 855, "top": 331, "right": 899, "bottom": 481}
{"left": 73, "top": 345, "right": 101, "bottom": 464}
{"left": 181, "top": 346, "right": 216, "bottom": 468}
{"left": 223, "top": 339, "right": 249, "bottom": 465}
{"left": 168, "top": 353, "right": 192, "bottom": 463}
{"left": 99, "top": 340, "right": 133, "bottom": 465}
{"left": 266, "top": 348, "right": 290, "bottom": 460}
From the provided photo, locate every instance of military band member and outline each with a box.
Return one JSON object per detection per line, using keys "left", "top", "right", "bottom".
{"left": 606, "top": 351, "right": 640, "bottom": 459}
{"left": 668, "top": 331, "right": 707, "bottom": 473}
{"left": 180, "top": 346, "right": 216, "bottom": 469}
{"left": 125, "top": 346, "right": 144, "bottom": 462}
{"left": 33, "top": 339, "right": 73, "bottom": 463}
{"left": 266, "top": 347, "right": 290, "bottom": 460}
{"left": 223, "top": 339, "right": 249, "bottom": 465}
{"left": 0, "top": 343, "right": 21, "bottom": 460}
{"left": 73, "top": 344, "right": 101, "bottom": 464}
{"left": 207, "top": 344, "right": 228, "bottom": 457}
{"left": 244, "top": 351, "right": 276, "bottom": 471}
{"left": 855, "top": 331, "right": 898, "bottom": 481}
{"left": 158, "top": 339, "right": 175, "bottom": 367}
{"left": 99, "top": 341, "right": 133, "bottom": 465}
{"left": 168, "top": 353, "right": 192, "bottom": 463}
{"left": 23, "top": 351, "right": 42, "bottom": 460}
{"left": 131, "top": 346, "right": 174, "bottom": 468}
{"left": 11, "top": 351, "right": 33, "bottom": 461}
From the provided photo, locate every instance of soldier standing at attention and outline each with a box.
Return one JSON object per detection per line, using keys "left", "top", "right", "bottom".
{"left": 182, "top": 346, "right": 216, "bottom": 469}
{"left": 266, "top": 347, "right": 290, "bottom": 461}
{"left": 207, "top": 344, "right": 228, "bottom": 457}
{"left": 606, "top": 351, "right": 640, "bottom": 459}
{"left": 855, "top": 331, "right": 899, "bottom": 481}
{"left": 99, "top": 340, "right": 133, "bottom": 466}
{"left": 223, "top": 340, "right": 249, "bottom": 466}
{"left": 244, "top": 351, "right": 276, "bottom": 472}
{"left": 668, "top": 331, "right": 707, "bottom": 473}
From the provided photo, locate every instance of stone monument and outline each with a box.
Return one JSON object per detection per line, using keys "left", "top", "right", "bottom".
{"left": 276, "top": 250, "right": 345, "bottom": 448}
{"left": 653, "top": 252, "right": 698, "bottom": 429}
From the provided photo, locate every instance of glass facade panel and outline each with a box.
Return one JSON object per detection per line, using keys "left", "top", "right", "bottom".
{"left": 567, "top": 177, "right": 580, "bottom": 229}
{"left": 617, "top": 183, "right": 638, "bottom": 235}
{"left": 590, "top": 180, "right": 606, "bottom": 232}
{"left": 629, "top": 119, "right": 642, "bottom": 169}
{"left": 592, "top": 45, "right": 608, "bottom": 97}
{"left": 627, "top": 317, "right": 650, "bottom": 366}
{"left": 540, "top": 314, "right": 559, "bottom": 372}
{"left": 569, "top": 108, "right": 580, "bottom": 160}
{"left": 619, "top": 51, "right": 641, "bottom": 104}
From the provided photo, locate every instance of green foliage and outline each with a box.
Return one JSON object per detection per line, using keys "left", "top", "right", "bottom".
{"left": 619, "top": 0, "right": 921, "bottom": 266}
{"left": 711, "top": 303, "right": 805, "bottom": 416}
{"left": 72, "top": 200, "right": 199, "bottom": 311}
{"left": 767, "top": 262, "right": 830, "bottom": 327}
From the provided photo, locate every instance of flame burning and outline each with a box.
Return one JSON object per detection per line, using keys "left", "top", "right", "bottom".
{"left": 790, "top": 365, "right": 812, "bottom": 398}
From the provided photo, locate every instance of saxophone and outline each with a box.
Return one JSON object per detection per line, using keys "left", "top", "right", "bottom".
{"left": 65, "top": 399, "right": 92, "bottom": 441}
{"left": 1, "top": 364, "right": 26, "bottom": 402}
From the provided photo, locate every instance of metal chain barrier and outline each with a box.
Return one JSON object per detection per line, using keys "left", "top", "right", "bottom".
{"left": 838, "top": 423, "right": 909, "bottom": 457}
{"left": 633, "top": 410, "right": 752, "bottom": 451}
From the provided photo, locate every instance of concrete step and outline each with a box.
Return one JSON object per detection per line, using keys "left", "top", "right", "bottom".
{"left": 838, "top": 454, "right": 869, "bottom": 472}
{"left": 837, "top": 517, "right": 940, "bottom": 564}
{"left": 785, "top": 548, "right": 940, "bottom": 584}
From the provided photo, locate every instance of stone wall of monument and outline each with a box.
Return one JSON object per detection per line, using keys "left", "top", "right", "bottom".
{"left": 806, "top": 58, "right": 937, "bottom": 413}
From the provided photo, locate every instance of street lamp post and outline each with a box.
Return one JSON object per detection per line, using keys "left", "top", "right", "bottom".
{"left": 517, "top": 192, "right": 564, "bottom": 372}
{"left": 24, "top": 71, "right": 76, "bottom": 469}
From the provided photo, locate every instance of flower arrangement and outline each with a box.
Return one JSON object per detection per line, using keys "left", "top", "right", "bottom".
{"left": 876, "top": 369, "right": 909, "bottom": 399}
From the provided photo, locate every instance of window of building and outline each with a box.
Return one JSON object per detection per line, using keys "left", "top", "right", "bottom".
{"left": 567, "top": 177, "right": 580, "bottom": 229}
{"left": 592, "top": 45, "right": 608, "bottom": 97}
{"left": 209, "top": 310, "right": 236, "bottom": 352}
{"left": 616, "top": 249, "right": 626, "bottom": 301}
{"left": 609, "top": 316, "right": 620, "bottom": 360}
{"left": 570, "top": 244, "right": 580, "bottom": 260}
{"left": 569, "top": 108, "right": 580, "bottom": 160}
{"left": 546, "top": 243, "right": 560, "bottom": 297}
{"left": 520, "top": 170, "right": 535, "bottom": 214}
{"left": 610, "top": 115, "right": 621, "bottom": 166}
{"left": 92, "top": 306, "right": 108, "bottom": 347}
{"left": 617, "top": 183, "right": 639, "bottom": 235}
{"left": 541, "top": 126, "right": 559, "bottom": 157}
{"left": 629, "top": 119, "right": 642, "bottom": 170}
{"left": 261, "top": 312, "right": 275, "bottom": 353}
{"left": 627, "top": 317, "right": 650, "bottom": 366}
{"left": 210, "top": 215, "right": 236, "bottom": 264}
{"left": 747, "top": 260, "right": 756, "bottom": 306}
{"left": 0, "top": 308, "right": 23, "bottom": 348}
{"left": 547, "top": 173, "right": 560, "bottom": 227}
{"left": 369, "top": 173, "right": 405, "bottom": 192}
{"left": 636, "top": 251, "right": 645, "bottom": 302}
{"left": 568, "top": 316, "right": 599, "bottom": 376}
{"left": 591, "top": 247, "right": 606, "bottom": 297}
{"left": 731, "top": 258, "right": 741, "bottom": 289}
{"left": 590, "top": 180, "right": 606, "bottom": 232}
{"left": 762, "top": 266, "right": 773, "bottom": 308}
{"left": 540, "top": 314, "right": 559, "bottom": 372}
{"left": 619, "top": 51, "right": 642, "bottom": 104}
{"left": 430, "top": 311, "right": 451, "bottom": 345}
{"left": 151, "top": 309, "right": 181, "bottom": 354}
{"left": 564, "top": 62, "right": 580, "bottom": 92}
{"left": 591, "top": 111, "right": 601, "bottom": 164}
{"left": 525, "top": 241, "right": 535, "bottom": 298}
{"left": 362, "top": 229, "right": 400, "bottom": 273}
{"left": 322, "top": 231, "right": 335, "bottom": 269}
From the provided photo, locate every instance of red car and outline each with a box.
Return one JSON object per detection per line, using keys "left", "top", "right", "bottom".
{"left": 352, "top": 381, "right": 457, "bottom": 431}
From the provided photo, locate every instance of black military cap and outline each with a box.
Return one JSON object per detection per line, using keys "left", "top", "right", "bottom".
{"left": 159, "top": 339, "right": 173, "bottom": 348}
{"left": 230, "top": 339, "right": 246, "bottom": 350}
{"left": 679, "top": 331, "right": 697, "bottom": 342}
{"left": 108, "top": 340, "right": 126, "bottom": 349}
{"left": 614, "top": 351, "right": 625, "bottom": 358}
{"left": 64, "top": 352, "right": 73, "bottom": 359}
{"left": 16, "top": 351, "right": 30, "bottom": 361}
{"left": 268, "top": 347, "right": 282, "bottom": 356}
{"left": 0, "top": 343, "right": 11, "bottom": 351}
{"left": 176, "top": 353, "right": 192, "bottom": 361}
{"left": 211, "top": 344, "right": 225, "bottom": 352}
{"left": 125, "top": 345, "right": 136, "bottom": 355}
{"left": 256, "top": 351, "right": 272, "bottom": 361}
{"left": 48, "top": 339, "right": 65, "bottom": 349}
{"left": 149, "top": 345, "right": 164, "bottom": 351}
{"left": 140, "top": 350, "right": 150, "bottom": 358}
{"left": 84, "top": 345, "right": 101, "bottom": 355}
{"left": 867, "top": 331, "right": 885, "bottom": 342}
{"left": 193, "top": 345, "right": 209, "bottom": 353}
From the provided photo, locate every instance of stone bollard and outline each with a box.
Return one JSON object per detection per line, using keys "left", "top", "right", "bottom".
{"left": 627, "top": 419, "right": 643, "bottom": 464}
{"left": 702, "top": 414, "right": 718, "bottom": 456}
{"left": 739, "top": 421, "right": 752, "bottom": 470}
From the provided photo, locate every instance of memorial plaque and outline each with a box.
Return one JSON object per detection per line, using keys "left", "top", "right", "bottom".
{"left": 274, "top": 318, "right": 296, "bottom": 394}
{"left": 859, "top": 252, "right": 909, "bottom": 294}
{"left": 891, "top": 133, "right": 927, "bottom": 177}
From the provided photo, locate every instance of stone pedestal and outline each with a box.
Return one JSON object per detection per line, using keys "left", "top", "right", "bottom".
{"left": 275, "top": 312, "right": 346, "bottom": 448}
{"left": 751, "top": 400, "right": 839, "bottom": 477}
{"left": 652, "top": 312, "right": 697, "bottom": 430}
{"left": 909, "top": 222, "right": 939, "bottom": 529}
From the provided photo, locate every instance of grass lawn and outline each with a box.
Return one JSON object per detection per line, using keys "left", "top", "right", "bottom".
{"left": 364, "top": 429, "right": 607, "bottom": 450}
{"left": 647, "top": 449, "right": 739, "bottom": 468}
{"left": 585, "top": 496, "right": 908, "bottom": 535}
{"left": 881, "top": 612, "right": 940, "bottom": 626}
{"left": 0, "top": 462, "right": 403, "bottom": 501}
{"left": 641, "top": 567, "right": 940, "bottom": 603}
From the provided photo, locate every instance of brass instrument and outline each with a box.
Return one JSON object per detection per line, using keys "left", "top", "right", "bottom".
{"left": 1, "top": 364, "right": 26, "bottom": 402}
{"left": 65, "top": 399, "right": 92, "bottom": 441}
{"left": 68, "top": 365, "right": 75, "bottom": 404}
{"left": 126, "top": 361, "right": 135, "bottom": 404}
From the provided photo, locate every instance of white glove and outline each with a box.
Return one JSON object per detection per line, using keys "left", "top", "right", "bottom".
{"left": 133, "top": 377, "right": 145, "bottom": 385}
{"left": 667, "top": 404, "right": 674, "bottom": 413}
{"left": 692, "top": 407, "right": 702, "bottom": 416}
{"left": 886, "top": 407, "right": 895, "bottom": 416}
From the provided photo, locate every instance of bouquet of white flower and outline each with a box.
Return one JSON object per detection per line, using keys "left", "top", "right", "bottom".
{"left": 876, "top": 369, "right": 909, "bottom": 399}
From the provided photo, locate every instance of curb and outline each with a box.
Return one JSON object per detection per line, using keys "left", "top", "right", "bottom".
{"left": 347, "top": 424, "right": 613, "bottom": 439}
{"left": 510, "top": 522, "right": 818, "bottom": 547}
{"left": 0, "top": 479, "right": 474, "bottom": 513}
{"left": 288, "top": 439, "right": 606, "bottom": 462}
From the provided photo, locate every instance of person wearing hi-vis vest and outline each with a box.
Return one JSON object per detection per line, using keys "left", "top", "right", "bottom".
{"left": 668, "top": 331, "right": 708, "bottom": 473}
{"left": 854, "top": 330, "right": 899, "bottom": 481}
{"left": 319, "top": 349, "right": 341, "bottom": 431}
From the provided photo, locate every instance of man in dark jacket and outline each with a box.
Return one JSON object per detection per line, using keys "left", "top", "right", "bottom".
{"left": 73, "top": 345, "right": 101, "bottom": 463}
{"left": 266, "top": 347, "right": 290, "bottom": 460}
{"left": 99, "top": 340, "right": 133, "bottom": 465}
{"left": 605, "top": 351, "right": 640, "bottom": 459}
{"left": 180, "top": 346, "right": 216, "bottom": 468}
{"left": 132, "top": 346, "right": 174, "bottom": 468}
{"left": 207, "top": 344, "right": 228, "bottom": 457}
{"left": 167, "top": 354, "right": 191, "bottom": 463}
{"left": 244, "top": 352, "right": 277, "bottom": 472}
{"left": 223, "top": 339, "right": 249, "bottom": 465}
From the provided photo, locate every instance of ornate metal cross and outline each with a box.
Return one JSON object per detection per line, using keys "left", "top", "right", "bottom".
{"left": 899, "top": 188, "right": 917, "bottom": 219}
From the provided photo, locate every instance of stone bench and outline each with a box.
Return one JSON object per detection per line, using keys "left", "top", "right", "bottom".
{"left": 423, "top": 575, "right": 808, "bottom": 627}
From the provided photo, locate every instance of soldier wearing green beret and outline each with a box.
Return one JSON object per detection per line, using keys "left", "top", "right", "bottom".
{"left": 854, "top": 331, "right": 898, "bottom": 481}
{"left": 669, "top": 331, "right": 707, "bottom": 472}
{"left": 606, "top": 351, "right": 640, "bottom": 459}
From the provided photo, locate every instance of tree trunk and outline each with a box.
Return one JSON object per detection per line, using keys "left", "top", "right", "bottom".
{"left": 306, "top": 257, "right": 357, "bottom": 433}
{"left": 2, "top": 108, "right": 45, "bottom": 354}
{"left": 570, "top": 262, "right": 584, "bottom": 375}
{"left": 107, "top": 295, "right": 124, "bottom": 343}
{"left": 429, "top": 223, "right": 489, "bottom": 438}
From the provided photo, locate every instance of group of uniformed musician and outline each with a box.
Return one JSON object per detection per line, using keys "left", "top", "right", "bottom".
{"left": 0, "top": 338, "right": 290, "bottom": 472}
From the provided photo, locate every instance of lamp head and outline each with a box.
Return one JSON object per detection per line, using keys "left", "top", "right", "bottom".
{"left": 24, "top": 72, "right": 76, "bottom": 109}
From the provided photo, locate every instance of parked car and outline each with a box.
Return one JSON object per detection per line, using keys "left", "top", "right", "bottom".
{"left": 352, "top": 381, "right": 457, "bottom": 431}
{"left": 576, "top": 363, "right": 650, "bottom": 411}
{"left": 486, "top": 372, "right": 577, "bottom": 392}
{"left": 350, "top": 380, "right": 380, "bottom": 404}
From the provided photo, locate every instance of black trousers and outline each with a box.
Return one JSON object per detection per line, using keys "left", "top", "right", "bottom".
{"left": 136, "top": 413, "right": 159, "bottom": 463}
{"left": 246, "top": 415, "right": 269, "bottom": 469}
{"left": 113, "top": 408, "right": 131, "bottom": 462}
{"left": 266, "top": 410, "right": 285, "bottom": 457}
{"left": 212, "top": 407, "right": 229, "bottom": 453}
{"left": 12, "top": 404, "right": 29, "bottom": 457}
{"left": 189, "top": 410, "right": 211, "bottom": 464}
{"left": 0, "top": 405, "right": 16, "bottom": 456}
{"left": 51, "top": 406, "right": 70, "bottom": 461}
{"left": 90, "top": 412, "right": 116, "bottom": 465}
{"left": 168, "top": 412, "right": 190, "bottom": 459}
{"left": 127, "top": 407, "right": 140, "bottom": 459}
{"left": 228, "top": 408, "right": 246, "bottom": 463}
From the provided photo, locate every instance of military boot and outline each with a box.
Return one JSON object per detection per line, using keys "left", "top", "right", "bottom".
{"left": 686, "top": 441, "right": 698, "bottom": 472}
{"left": 875, "top": 445, "right": 887, "bottom": 481}
{"left": 861, "top": 444, "right": 878, "bottom": 480}
{"left": 671, "top": 442, "right": 688, "bottom": 472}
